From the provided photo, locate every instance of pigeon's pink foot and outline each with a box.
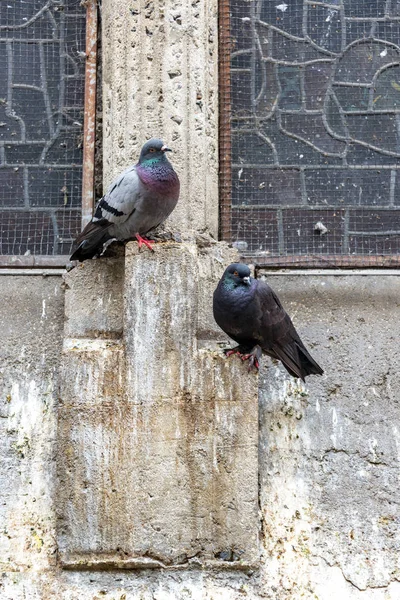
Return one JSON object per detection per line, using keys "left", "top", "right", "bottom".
{"left": 241, "top": 354, "right": 259, "bottom": 371}
{"left": 135, "top": 233, "right": 155, "bottom": 252}
{"left": 241, "top": 345, "right": 262, "bottom": 372}
{"left": 225, "top": 349, "right": 241, "bottom": 358}
{"left": 224, "top": 345, "right": 245, "bottom": 358}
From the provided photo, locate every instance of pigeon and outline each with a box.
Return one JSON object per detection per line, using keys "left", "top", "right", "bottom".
{"left": 213, "top": 263, "right": 324, "bottom": 380}
{"left": 70, "top": 138, "right": 180, "bottom": 261}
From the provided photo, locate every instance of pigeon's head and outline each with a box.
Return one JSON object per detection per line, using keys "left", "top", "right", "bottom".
{"left": 223, "top": 263, "right": 251, "bottom": 288}
{"left": 139, "top": 138, "right": 172, "bottom": 164}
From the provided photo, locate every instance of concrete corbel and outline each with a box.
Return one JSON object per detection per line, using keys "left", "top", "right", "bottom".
{"left": 57, "top": 0, "right": 260, "bottom": 571}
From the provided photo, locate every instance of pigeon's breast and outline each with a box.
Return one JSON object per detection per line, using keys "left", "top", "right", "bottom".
{"left": 110, "top": 163, "right": 180, "bottom": 238}
{"left": 226, "top": 287, "right": 254, "bottom": 313}
{"left": 137, "top": 163, "right": 180, "bottom": 199}
{"left": 213, "top": 284, "right": 257, "bottom": 340}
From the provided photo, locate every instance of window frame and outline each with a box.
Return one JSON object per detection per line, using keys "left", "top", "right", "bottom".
{"left": 0, "top": 0, "right": 98, "bottom": 269}
{"left": 218, "top": 1, "right": 400, "bottom": 269}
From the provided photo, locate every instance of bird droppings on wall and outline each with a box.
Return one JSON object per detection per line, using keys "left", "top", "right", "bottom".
{"left": 57, "top": 243, "right": 259, "bottom": 570}
{"left": 2, "top": 270, "right": 400, "bottom": 597}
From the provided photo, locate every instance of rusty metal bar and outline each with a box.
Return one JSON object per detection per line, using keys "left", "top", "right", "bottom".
{"left": 257, "top": 270, "right": 400, "bottom": 276}
{"left": 0, "top": 255, "right": 70, "bottom": 268}
{"left": 81, "top": 0, "right": 98, "bottom": 228}
{"left": 1, "top": 254, "right": 398, "bottom": 270}
{"left": 218, "top": 0, "right": 232, "bottom": 242}
{"left": 247, "top": 255, "right": 400, "bottom": 269}
{"left": 0, "top": 270, "right": 66, "bottom": 276}
{"left": 0, "top": 2, "right": 98, "bottom": 268}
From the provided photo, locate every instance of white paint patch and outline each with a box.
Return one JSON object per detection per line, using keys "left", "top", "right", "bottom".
{"left": 325, "top": 8, "right": 337, "bottom": 22}
{"left": 315, "top": 398, "right": 320, "bottom": 413}
{"left": 330, "top": 407, "right": 338, "bottom": 446}
{"left": 392, "top": 426, "right": 400, "bottom": 461}
{"left": 63, "top": 338, "right": 122, "bottom": 352}
{"left": 371, "top": 517, "right": 379, "bottom": 533}
{"left": 41, "top": 299, "right": 46, "bottom": 319}
{"left": 357, "top": 469, "right": 370, "bottom": 479}
{"left": 369, "top": 438, "right": 378, "bottom": 454}
{"left": 8, "top": 379, "right": 42, "bottom": 444}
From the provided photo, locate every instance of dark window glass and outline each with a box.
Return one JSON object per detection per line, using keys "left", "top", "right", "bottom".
{"left": 222, "top": 0, "right": 400, "bottom": 265}
{"left": 0, "top": 0, "right": 86, "bottom": 256}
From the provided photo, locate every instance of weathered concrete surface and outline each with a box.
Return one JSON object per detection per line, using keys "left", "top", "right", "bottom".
{"left": 256, "top": 274, "right": 400, "bottom": 599}
{"left": 2, "top": 275, "right": 400, "bottom": 598}
{"left": 0, "top": 276, "right": 64, "bottom": 576}
{"left": 123, "top": 242, "right": 259, "bottom": 566}
{"left": 58, "top": 242, "right": 259, "bottom": 569}
{"left": 2, "top": 0, "right": 400, "bottom": 592}
{"left": 64, "top": 257, "right": 125, "bottom": 339}
{"left": 102, "top": 0, "right": 219, "bottom": 236}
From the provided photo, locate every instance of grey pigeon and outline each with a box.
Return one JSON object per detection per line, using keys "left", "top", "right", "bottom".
{"left": 213, "top": 263, "right": 324, "bottom": 380}
{"left": 70, "top": 138, "right": 180, "bottom": 261}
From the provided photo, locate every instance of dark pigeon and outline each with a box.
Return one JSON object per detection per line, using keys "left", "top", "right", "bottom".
{"left": 213, "top": 263, "right": 324, "bottom": 380}
{"left": 70, "top": 138, "right": 180, "bottom": 261}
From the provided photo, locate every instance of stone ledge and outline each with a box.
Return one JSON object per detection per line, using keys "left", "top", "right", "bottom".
{"left": 60, "top": 553, "right": 259, "bottom": 572}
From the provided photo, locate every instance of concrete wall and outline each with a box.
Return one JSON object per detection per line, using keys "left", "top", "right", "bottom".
{"left": 257, "top": 273, "right": 400, "bottom": 599}
{"left": 0, "top": 275, "right": 64, "bottom": 586}
{"left": 1, "top": 0, "right": 400, "bottom": 596}
{"left": 58, "top": 245, "right": 259, "bottom": 571}
{"left": 102, "top": 0, "right": 219, "bottom": 236}
{"left": 1, "top": 272, "right": 400, "bottom": 599}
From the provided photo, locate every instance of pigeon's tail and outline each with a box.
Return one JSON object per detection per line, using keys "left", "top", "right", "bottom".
{"left": 270, "top": 342, "right": 324, "bottom": 382}
{"left": 70, "top": 220, "right": 112, "bottom": 262}
{"left": 296, "top": 344, "right": 324, "bottom": 380}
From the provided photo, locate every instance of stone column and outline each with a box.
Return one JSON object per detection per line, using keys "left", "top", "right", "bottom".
{"left": 102, "top": 0, "right": 219, "bottom": 236}
{"left": 57, "top": 0, "right": 260, "bottom": 570}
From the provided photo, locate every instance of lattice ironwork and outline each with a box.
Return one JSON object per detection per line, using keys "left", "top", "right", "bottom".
{"left": 0, "top": 0, "right": 87, "bottom": 257}
{"left": 220, "top": 0, "right": 400, "bottom": 266}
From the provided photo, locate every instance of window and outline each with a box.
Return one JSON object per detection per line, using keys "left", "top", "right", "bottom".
{"left": 0, "top": 0, "right": 97, "bottom": 265}
{"left": 219, "top": 0, "right": 400, "bottom": 267}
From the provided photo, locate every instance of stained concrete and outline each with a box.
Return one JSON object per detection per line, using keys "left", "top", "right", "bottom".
{"left": 1, "top": 273, "right": 400, "bottom": 598}
{"left": 0, "top": 276, "right": 64, "bottom": 578}
{"left": 58, "top": 242, "right": 259, "bottom": 569}
{"left": 102, "top": 0, "right": 219, "bottom": 236}
{"left": 256, "top": 274, "right": 400, "bottom": 598}
{"left": 1, "top": 0, "right": 400, "bottom": 593}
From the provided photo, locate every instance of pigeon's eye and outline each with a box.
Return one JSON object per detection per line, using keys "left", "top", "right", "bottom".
{"left": 233, "top": 270, "right": 239, "bottom": 276}
{"left": 149, "top": 148, "right": 156, "bottom": 153}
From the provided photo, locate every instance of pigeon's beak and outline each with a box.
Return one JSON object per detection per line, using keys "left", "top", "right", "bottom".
{"left": 243, "top": 276, "right": 251, "bottom": 286}
{"left": 161, "top": 145, "right": 172, "bottom": 152}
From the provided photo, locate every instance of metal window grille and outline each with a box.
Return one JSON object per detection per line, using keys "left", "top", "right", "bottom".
{"left": 0, "top": 0, "right": 97, "bottom": 267}
{"left": 219, "top": 0, "right": 400, "bottom": 268}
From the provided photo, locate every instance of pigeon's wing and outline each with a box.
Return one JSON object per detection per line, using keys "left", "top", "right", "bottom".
{"left": 70, "top": 218, "right": 112, "bottom": 261}
{"left": 255, "top": 282, "right": 296, "bottom": 350}
{"left": 70, "top": 166, "right": 141, "bottom": 261}
{"left": 93, "top": 166, "right": 141, "bottom": 225}
{"left": 256, "top": 281, "right": 323, "bottom": 380}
